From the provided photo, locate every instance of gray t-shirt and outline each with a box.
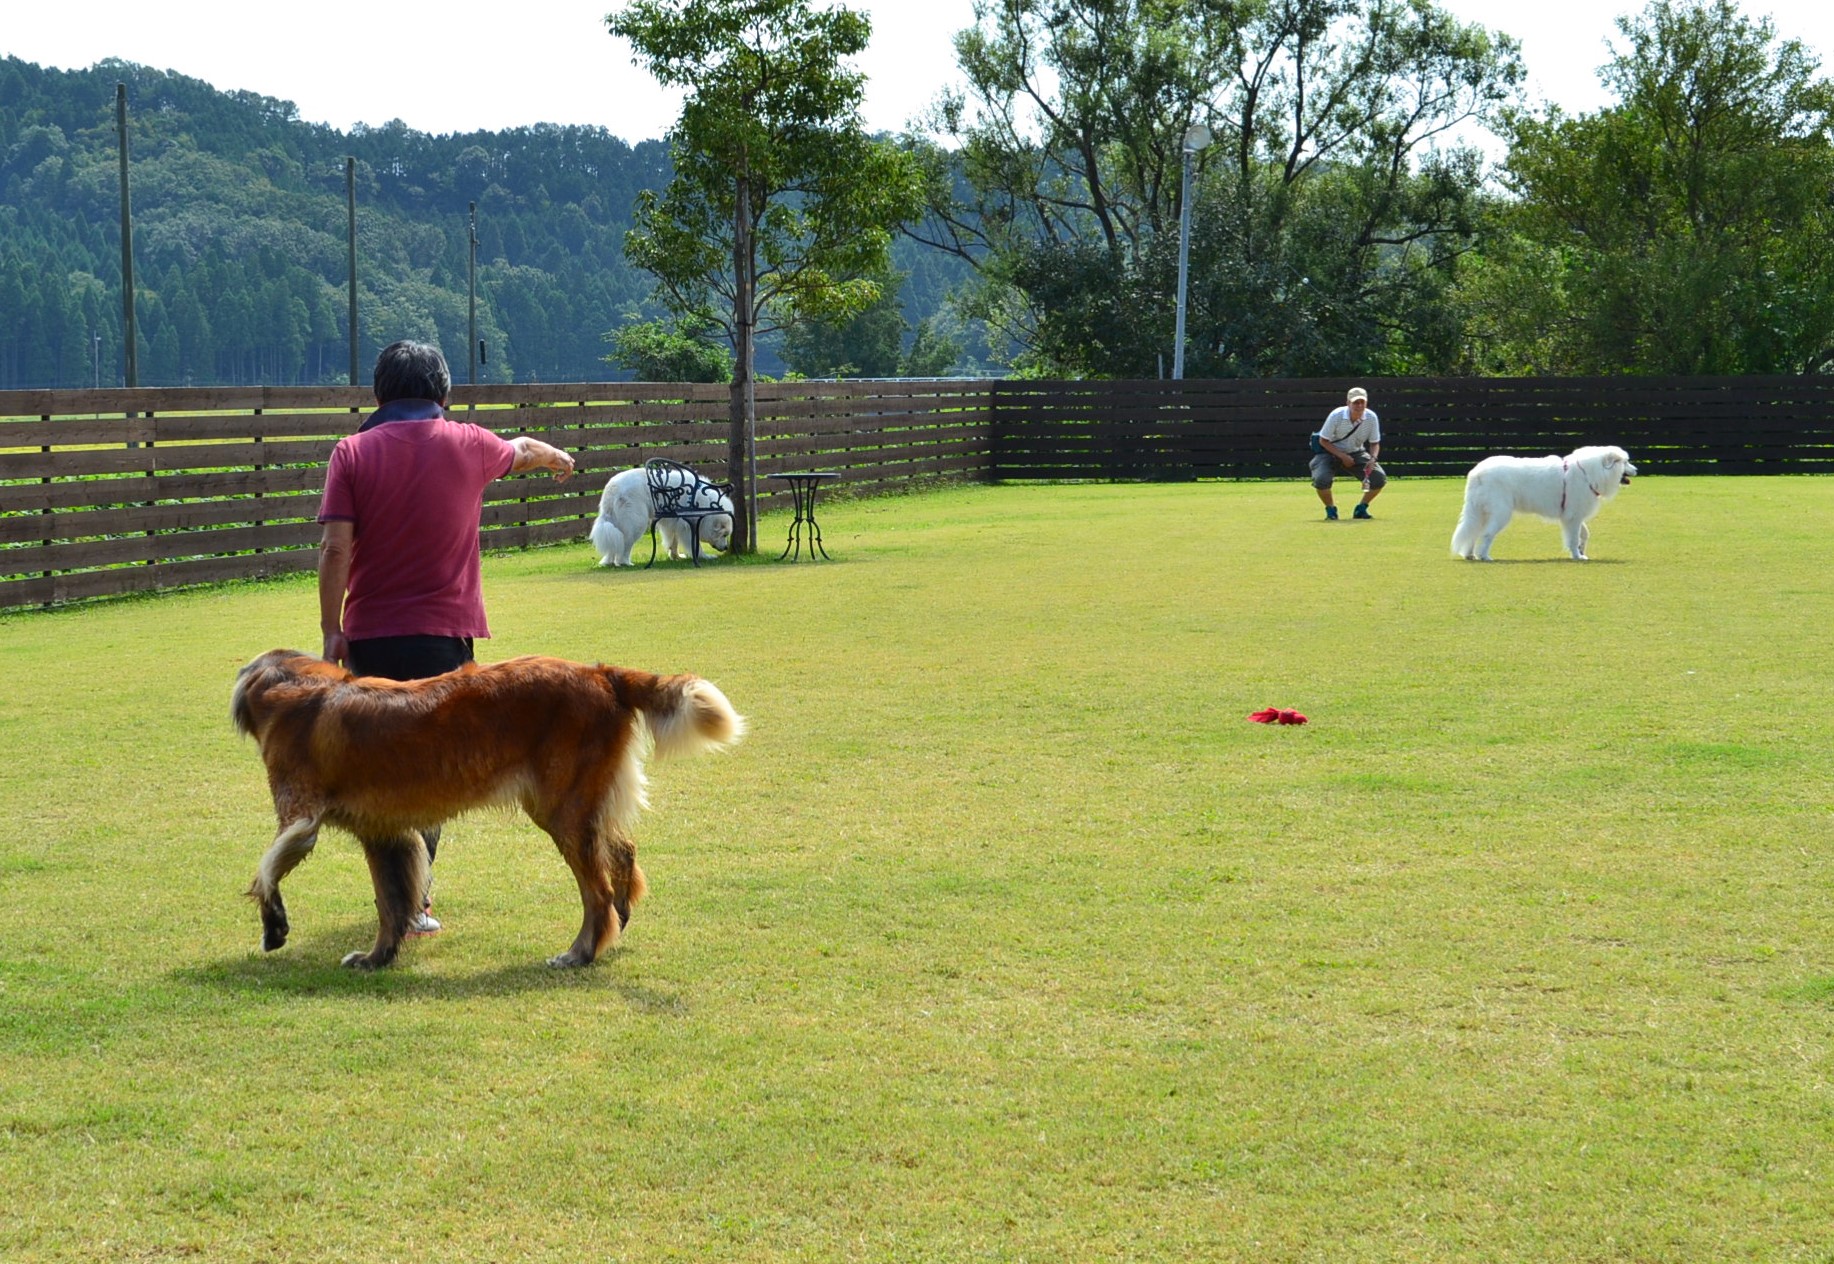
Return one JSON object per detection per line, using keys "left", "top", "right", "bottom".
{"left": 1319, "top": 405, "right": 1380, "bottom": 454}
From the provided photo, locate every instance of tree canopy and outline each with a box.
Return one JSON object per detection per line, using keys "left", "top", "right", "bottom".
{"left": 609, "top": 0, "right": 925, "bottom": 340}
{"left": 912, "top": 0, "right": 1523, "bottom": 378}
{"left": 0, "top": 54, "right": 965, "bottom": 390}
{"left": 8, "top": 0, "right": 1834, "bottom": 390}
{"left": 1464, "top": 0, "right": 1834, "bottom": 375}
{"left": 0, "top": 57, "right": 670, "bottom": 388}
{"left": 609, "top": 0, "right": 926, "bottom": 547}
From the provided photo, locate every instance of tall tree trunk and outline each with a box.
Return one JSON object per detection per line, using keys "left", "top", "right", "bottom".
{"left": 728, "top": 173, "right": 757, "bottom": 553}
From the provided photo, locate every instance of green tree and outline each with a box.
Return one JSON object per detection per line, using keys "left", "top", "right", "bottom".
{"left": 149, "top": 320, "right": 181, "bottom": 385}
{"left": 0, "top": 255, "right": 31, "bottom": 384}
{"left": 0, "top": 57, "right": 685, "bottom": 387}
{"left": 913, "top": 0, "right": 1521, "bottom": 377}
{"left": 37, "top": 265, "right": 90, "bottom": 385}
{"left": 779, "top": 266, "right": 906, "bottom": 377}
{"left": 1468, "top": 0, "right": 1834, "bottom": 374}
{"left": 606, "top": 315, "right": 733, "bottom": 382}
{"left": 900, "top": 315, "right": 964, "bottom": 377}
{"left": 166, "top": 272, "right": 214, "bottom": 384}
{"left": 608, "top": 0, "right": 924, "bottom": 550}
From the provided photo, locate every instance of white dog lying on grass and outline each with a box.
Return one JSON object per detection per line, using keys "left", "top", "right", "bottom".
{"left": 1451, "top": 445, "right": 1638, "bottom": 561}
{"left": 590, "top": 465, "right": 735, "bottom": 566}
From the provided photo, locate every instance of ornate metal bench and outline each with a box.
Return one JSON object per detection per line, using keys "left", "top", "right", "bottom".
{"left": 643, "top": 458, "right": 735, "bottom": 568}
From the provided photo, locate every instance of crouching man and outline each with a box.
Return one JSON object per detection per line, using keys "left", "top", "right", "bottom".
{"left": 1311, "top": 386, "right": 1385, "bottom": 520}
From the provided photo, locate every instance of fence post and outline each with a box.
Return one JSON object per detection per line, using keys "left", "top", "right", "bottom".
{"left": 253, "top": 405, "right": 265, "bottom": 560}
{"left": 40, "top": 414, "right": 52, "bottom": 605}
{"left": 142, "top": 406, "right": 156, "bottom": 568}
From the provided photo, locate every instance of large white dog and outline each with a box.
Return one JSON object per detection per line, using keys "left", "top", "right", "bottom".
{"left": 1451, "top": 445, "right": 1638, "bottom": 561}
{"left": 590, "top": 465, "right": 735, "bottom": 566}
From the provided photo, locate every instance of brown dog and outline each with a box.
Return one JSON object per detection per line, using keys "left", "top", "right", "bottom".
{"left": 232, "top": 650, "right": 744, "bottom": 969}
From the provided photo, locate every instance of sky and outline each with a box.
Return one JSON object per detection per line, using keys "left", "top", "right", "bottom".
{"left": 5, "top": 1, "right": 1834, "bottom": 143}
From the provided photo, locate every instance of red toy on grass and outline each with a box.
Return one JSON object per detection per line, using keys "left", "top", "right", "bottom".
{"left": 1247, "top": 707, "right": 1307, "bottom": 725}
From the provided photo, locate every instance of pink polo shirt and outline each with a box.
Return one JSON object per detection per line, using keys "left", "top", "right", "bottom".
{"left": 318, "top": 406, "right": 516, "bottom": 640}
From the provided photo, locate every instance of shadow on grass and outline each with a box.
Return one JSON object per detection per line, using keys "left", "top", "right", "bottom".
{"left": 1452, "top": 557, "right": 1629, "bottom": 565}
{"left": 547, "top": 555, "right": 850, "bottom": 585}
{"left": 171, "top": 918, "right": 687, "bottom": 1012}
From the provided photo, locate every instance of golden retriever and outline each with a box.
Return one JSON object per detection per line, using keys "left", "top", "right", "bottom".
{"left": 232, "top": 650, "right": 744, "bottom": 969}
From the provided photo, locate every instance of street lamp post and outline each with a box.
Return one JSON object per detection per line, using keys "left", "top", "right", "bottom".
{"left": 1172, "top": 123, "right": 1212, "bottom": 381}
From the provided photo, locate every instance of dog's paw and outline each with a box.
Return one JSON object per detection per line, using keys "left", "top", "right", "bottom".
{"left": 340, "top": 950, "right": 382, "bottom": 971}
{"left": 546, "top": 950, "right": 595, "bottom": 969}
{"left": 259, "top": 902, "right": 290, "bottom": 951}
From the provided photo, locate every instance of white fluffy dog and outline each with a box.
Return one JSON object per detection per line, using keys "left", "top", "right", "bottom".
{"left": 1451, "top": 445, "right": 1638, "bottom": 561}
{"left": 591, "top": 465, "right": 734, "bottom": 566}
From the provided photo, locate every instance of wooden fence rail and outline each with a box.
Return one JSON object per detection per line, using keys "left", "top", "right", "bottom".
{"left": 991, "top": 375, "right": 1834, "bottom": 480}
{"left": 4, "top": 374, "right": 1830, "bottom": 609}
{"left": 0, "top": 380, "right": 993, "bottom": 610}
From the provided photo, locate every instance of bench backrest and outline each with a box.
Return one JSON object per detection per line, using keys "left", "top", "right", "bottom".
{"left": 644, "top": 458, "right": 734, "bottom": 520}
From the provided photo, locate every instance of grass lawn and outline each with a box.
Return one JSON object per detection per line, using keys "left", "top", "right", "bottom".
{"left": 2, "top": 474, "right": 1832, "bottom": 1262}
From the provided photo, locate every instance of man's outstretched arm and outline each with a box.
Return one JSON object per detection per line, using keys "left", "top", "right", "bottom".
{"left": 509, "top": 436, "right": 575, "bottom": 481}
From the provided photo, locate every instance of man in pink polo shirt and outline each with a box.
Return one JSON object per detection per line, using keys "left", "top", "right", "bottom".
{"left": 317, "top": 340, "right": 574, "bottom": 934}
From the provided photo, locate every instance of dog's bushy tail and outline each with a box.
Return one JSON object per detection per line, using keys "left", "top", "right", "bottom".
{"left": 620, "top": 670, "right": 746, "bottom": 759}
{"left": 1450, "top": 482, "right": 1481, "bottom": 558}
{"left": 231, "top": 669, "right": 259, "bottom": 738}
{"left": 232, "top": 648, "right": 310, "bottom": 738}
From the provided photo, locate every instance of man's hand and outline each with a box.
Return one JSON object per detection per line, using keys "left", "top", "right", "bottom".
{"left": 546, "top": 446, "right": 576, "bottom": 483}
{"left": 511, "top": 435, "right": 575, "bottom": 483}
{"left": 318, "top": 520, "right": 355, "bottom": 667}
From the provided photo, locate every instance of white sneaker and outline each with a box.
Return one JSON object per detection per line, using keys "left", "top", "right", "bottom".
{"left": 406, "top": 909, "right": 442, "bottom": 936}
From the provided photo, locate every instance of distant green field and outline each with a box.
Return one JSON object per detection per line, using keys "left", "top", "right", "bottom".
{"left": 2, "top": 476, "right": 1831, "bottom": 1262}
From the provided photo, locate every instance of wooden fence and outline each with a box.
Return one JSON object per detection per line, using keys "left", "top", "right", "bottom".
{"left": 0, "top": 379, "right": 992, "bottom": 610}
{"left": 5, "top": 373, "right": 1832, "bottom": 609}
{"left": 992, "top": 375, "right": 1834, "bottom": 480}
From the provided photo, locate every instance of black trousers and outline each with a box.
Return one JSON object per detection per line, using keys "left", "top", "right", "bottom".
{"left": 345, "top": 634, "right": 474, "bottom": 877}
{"left": 346, "top": 634, "right": 475, "bottom": 683}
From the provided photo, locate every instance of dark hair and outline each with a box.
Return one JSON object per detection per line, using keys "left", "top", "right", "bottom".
{"left": 372, "top": 340, "right": 451, "bottom": 404}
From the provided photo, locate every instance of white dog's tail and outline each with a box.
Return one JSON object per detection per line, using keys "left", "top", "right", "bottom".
{"left": 1450, "top": 486, "right": 1482, "bottom": 558}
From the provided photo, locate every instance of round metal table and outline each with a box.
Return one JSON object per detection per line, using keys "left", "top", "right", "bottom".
{"left": 766, "top": 472, "right": 838, "bottom": 561}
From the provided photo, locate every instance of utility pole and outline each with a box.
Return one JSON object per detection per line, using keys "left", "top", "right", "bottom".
{"left": 1172, "top": 124, "right": 1212, "bottom": 381}
{"left": 347, "top": 157, "right": 359, "bottom": 386}
{"left": 467, "top": 202, "right": 479, "bottom": 392}
{"left": 116, "top": 83, "right": 138, "bottom": 387}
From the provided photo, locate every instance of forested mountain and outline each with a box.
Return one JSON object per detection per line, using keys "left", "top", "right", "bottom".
{"left": 0, "top": 56, "right": 971, "bottom": 389}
